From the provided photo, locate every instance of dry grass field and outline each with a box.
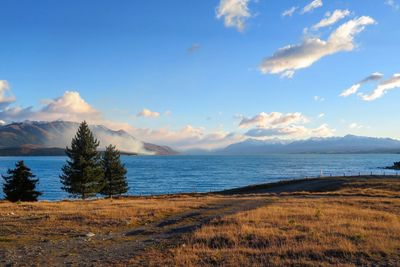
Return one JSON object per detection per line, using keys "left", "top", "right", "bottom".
{"left": 1, "top": 176, "right": 400, "bottom": 266}
{"left": 169, "top": 197, "right": 400, "bottom": 266}
{"left": 0, "top": 195, "right": 218, "bottom": 247}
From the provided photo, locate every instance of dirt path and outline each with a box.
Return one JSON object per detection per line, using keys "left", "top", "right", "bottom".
{"left": 2, "top": 196, "right": 272, "bottom": 266}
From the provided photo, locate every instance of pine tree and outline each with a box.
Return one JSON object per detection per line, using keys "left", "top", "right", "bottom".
{"left": 2, "top": 161, "right": 42, "bottom": 202}
{"left": 100, "top": 145, "right": 128, "bottom": 198}
{"left": 60, "top": 121, "right": 104, "bottom": 199}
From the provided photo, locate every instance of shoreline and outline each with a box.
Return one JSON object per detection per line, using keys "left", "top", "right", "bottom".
{"left": 217, "top": 174, "right": 400, "bottom": 195}
{"left": 2, "top": 175, "right": 399, "bottom": 203}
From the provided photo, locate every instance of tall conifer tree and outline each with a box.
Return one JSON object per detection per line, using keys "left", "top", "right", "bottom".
{"left": 2, "top": 161, "right": 42, "bottom": 202}
{"left": 100, "top": 145, "right": 128, "bottom": 198}
{"left": 60, "top": 121, "right": 104, "bottom": 199}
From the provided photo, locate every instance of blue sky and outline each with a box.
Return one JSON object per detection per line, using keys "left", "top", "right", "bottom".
{"left": 0, "top": 0, "right": 399, "bottom": 150}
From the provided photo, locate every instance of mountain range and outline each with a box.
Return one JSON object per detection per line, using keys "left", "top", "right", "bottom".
{"left": 1, "top": 121, "right": 399, "bottom": 156}
{"left": 214, "top": 135, "right": 400, "bottom": 155}
{"left": 0, "top": 121, "right": 178, "bottom": 156}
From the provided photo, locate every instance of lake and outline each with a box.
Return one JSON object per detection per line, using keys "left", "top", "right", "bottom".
{"left": 0, "top": 154, "right": 399, "bottom": 200}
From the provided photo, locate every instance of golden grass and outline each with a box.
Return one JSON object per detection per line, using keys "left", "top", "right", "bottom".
{"left": 169, "top": 197, "right": 400, "bottom": 266}
{"left": 1, "top": 177, "right": 399, "bottom": 266}
{"left": 0, "top": 195, "right": 217, "bottom": 247}
{"left": 272, "top": 178, "right": 400, "bottom": 198}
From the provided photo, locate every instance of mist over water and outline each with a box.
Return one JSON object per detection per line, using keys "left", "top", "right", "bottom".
{"left": 0, "top": 154, "right": 399, "bottom": 201}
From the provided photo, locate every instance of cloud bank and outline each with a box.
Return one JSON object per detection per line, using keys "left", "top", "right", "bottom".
{"left": 132, "top": 125, "right": 244, "bottom": 151}
{"left": 239, "top": 112, "right": 309, "bottom": 128}
{"left": 260, "top": 16, "right": 376, "bottom": 78}
{"left": 240, "top": 112, "right": 334, "bottom": 139}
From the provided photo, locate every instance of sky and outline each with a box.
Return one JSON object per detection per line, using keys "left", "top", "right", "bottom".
{"left": 0, "top": 0, "right": 399, "bottom": 150}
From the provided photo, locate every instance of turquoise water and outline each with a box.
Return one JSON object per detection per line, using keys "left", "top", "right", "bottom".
{"left": 0, "top": 154, "right": 399, "bottom": 200}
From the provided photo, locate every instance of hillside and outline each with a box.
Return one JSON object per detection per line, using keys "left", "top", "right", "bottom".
{"left": 0, "top": 121, "right": 178, "bottom": 156}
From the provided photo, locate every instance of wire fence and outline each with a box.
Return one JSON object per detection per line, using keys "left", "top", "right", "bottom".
{"left": 310, "top": 170, "right": 399, "bottom": 179}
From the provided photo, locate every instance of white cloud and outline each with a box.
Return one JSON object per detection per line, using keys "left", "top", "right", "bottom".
{"left": 340, "top": 72, "right": 383, "bottom": 97}
{"left": 260, "top": 16, "right": 376, "bottom": 77}
{"left": 239, "top": 112, "right": 309, "bottom": 128}
{"left": 0, "top": 80, "right": 9, "bottom": 96}
{"left": 385, "top": 0, "right": 400, "bottom": 10}
{"left": 0, "top": 80, "right": 16, "bottom": 108}
{"left": 245, "top": 126, "right": 307, "bottom": 137}
{"left": 318, "top": 113, "right": 325, "bottom": 118}
{"left": 359, "top": 73, "right": 400, "bottom": 101}
{"left": 0, "top": 91, "right": 103, "bottom": 123}
{"left": 314, "top": 96, "right": 325, "bottom": 102}
{"left": 241, "top": 111, "right": 334, "bottom": 139}
{"left": 312, "top": 10, "right": 351, "bottom": 30}
{"left": 216, "top": 0, "right": 251, "bottom": 32}
{"left": 310, "top": 123, "right": 335, "bottom": 137}
{"left": 42, "top": 91, "right": 99, "bottom": 115}
{"left": 137, "top": 108, "right": 160, "bottom": 118}
{"left": 282, "top": 6, "right": 298, "bottom": 17}
{"left": 302, "top": 0, "right": 323, "bottom": 14}
{"left": 340, "top": 72, "right": 400, "bottom": 101}
{"left": 245, "top": 123, "right": 334, "bottom": 138}
{"left": 340, "top": 84, "right": 362, "bottom": 97}
{"left": 349, "top": 122, "right": 363, "bottom": 129}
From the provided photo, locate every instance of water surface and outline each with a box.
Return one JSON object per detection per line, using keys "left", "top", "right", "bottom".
{"left": 0, "top": 154, "right": 398, "bottom": 200}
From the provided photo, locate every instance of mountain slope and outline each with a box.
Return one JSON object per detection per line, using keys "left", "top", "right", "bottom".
{"left": 218, "top": 135, "right": 400, "bottom": 155}
{"left": 0, "top": 121, "right": 178, "bottom": 156}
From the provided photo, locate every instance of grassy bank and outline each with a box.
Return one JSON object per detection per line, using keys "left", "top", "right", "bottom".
{"left": 169, "top": 196, "right": 400, "bottom": 266}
